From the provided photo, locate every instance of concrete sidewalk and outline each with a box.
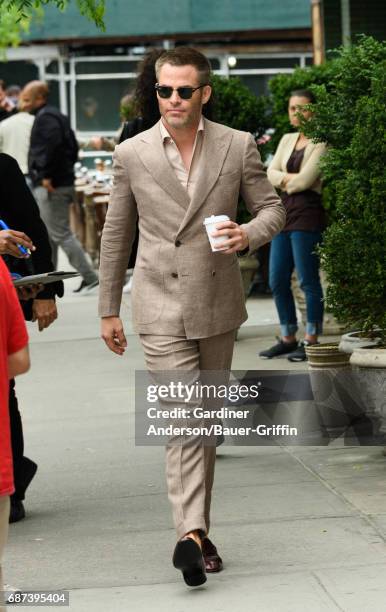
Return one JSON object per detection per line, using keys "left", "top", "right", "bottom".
{"left": 5, "top": 275, "right": 386, "bottom": 611}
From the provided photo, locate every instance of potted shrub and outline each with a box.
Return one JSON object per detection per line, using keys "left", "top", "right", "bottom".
{"left": 302, "top": 36, "right": 386, "bottom": 441}
{"left": 303, "top": 37, "right": 386, "bottom": 341}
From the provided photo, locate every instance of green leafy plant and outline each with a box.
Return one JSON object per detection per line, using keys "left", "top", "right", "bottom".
{"left": 0, "top": 0, "right": 105, "bottom": 50}
{"left": 211, "top": 74, "right": 269, "bottom": 140}
{"left": 0, "top": 0, "right": 104, "bottom": 25}
{"left": 306, "top": 37, "right": 386, "bottom": 337}
{"left": 0, "top": 5, "right": 30, "bottom": 51}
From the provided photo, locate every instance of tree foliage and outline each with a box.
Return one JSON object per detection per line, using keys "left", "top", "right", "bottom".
{"left": 0, "top": 0, "right": 105, "bottom": 50}
{"left": 211, "top": 74, "right": 270, "bottom": 141}
{"left": 307, "top": 37, "right": 386, "bottom": 336}
{"left": 0, "top": 5, "right": 31, "bottom": 50}
{"left": 0, "top": 0, "right": 104, "bottom": 26}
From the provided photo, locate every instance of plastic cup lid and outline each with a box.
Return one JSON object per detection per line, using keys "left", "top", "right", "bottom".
{"left": 203, "top": 214, "right": 230, "bottom": 225}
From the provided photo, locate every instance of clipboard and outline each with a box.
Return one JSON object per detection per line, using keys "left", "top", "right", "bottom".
{"left": 13, "top": 271, "right": 80, "bottom": 287}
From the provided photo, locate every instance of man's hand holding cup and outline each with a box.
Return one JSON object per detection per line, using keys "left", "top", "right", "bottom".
{"left": 204, "top": 214, "right": 249, "bottom": 254}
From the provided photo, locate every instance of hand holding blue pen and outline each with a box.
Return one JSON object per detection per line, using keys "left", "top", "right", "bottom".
{"left": 0, "top": 219, "right": 35, "bottom": 258}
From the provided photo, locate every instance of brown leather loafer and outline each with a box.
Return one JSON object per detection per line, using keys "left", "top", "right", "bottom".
{"left": 202, "top": 537, "right": 223, "bottom": 573}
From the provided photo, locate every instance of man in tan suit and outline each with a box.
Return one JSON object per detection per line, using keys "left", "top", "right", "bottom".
{"left": 99, "top": 47, "right": 285, "bottom": 587}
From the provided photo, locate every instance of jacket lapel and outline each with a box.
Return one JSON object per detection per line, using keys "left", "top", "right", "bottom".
{"left": 283, "top": 132, "right": 299, "bottom": 169}
{"left": 131, "top": 119, "right": 232, "bottom": 227}
{"left": 132, "top": 122, "right": 190, "bottom": 212}
{"left": 302, "top": 140, "right": 317, "bottom": 164}
{"left": 177, "top": 119, "right": 233, "bottom": 234}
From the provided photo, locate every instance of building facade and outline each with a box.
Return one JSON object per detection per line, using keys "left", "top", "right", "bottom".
{"left": 1, "top": 0, "right": 314, "bottom": 137}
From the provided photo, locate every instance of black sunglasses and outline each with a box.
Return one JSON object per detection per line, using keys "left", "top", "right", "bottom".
{"left": 155, "top": 84, "right": 207, "bottom": 99}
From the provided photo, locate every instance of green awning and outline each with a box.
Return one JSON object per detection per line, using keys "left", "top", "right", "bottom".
{"left": 23, "top": 0, "right": 311, "bottom": 41}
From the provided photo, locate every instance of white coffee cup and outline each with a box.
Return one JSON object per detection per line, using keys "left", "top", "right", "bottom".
{"left": 203, "top": 214, "right": 230, "bottom": 252}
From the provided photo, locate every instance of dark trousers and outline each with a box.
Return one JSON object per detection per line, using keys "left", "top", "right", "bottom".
{"left": 9, "top": 379, "right": 36, "bottom": 501}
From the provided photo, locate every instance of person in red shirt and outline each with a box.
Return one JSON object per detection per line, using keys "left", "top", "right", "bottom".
{"left": 0, "top": 257, "right": 30, "bottom": 611}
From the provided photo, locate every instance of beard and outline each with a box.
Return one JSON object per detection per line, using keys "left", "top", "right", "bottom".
{"left": 162, "top": 101, "right": 203, "bottom": 130}
{"left": 164, "top": 112, "right": 192, "bottom": 129}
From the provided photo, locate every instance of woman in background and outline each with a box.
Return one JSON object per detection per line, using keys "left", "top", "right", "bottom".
{"left": 259, "top": 89, "right": 327, "bottom": 362}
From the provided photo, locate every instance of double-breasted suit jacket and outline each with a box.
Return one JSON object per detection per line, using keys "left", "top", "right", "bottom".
{"left": 98, "top": 118, "right": 286, "bottom": 339}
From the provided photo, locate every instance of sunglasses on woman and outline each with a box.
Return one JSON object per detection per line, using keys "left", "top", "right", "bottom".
{"left": 155, "top": 84, "right": 207, "bottom": 100}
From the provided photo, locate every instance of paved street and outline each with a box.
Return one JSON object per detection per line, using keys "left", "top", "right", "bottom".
{"left": 4, "top": 272, "right": 386, "bottom": 611}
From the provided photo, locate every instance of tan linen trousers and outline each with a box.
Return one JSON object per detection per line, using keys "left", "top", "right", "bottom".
{"left": 140, "top": 330, "right": 235, "bottom": 539}
{"left": 0, "top": 496, "right": 10, "bottom": 612}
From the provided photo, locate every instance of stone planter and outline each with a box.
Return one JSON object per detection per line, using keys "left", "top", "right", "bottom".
{"left": 350, "top": 346, "right": 386, "bottom": 368}
{"left": 349, "top": 347, "right": 386, "bottom": 442}
{"left": 339, "top": 330, "right": 383, "bottom": 354}
{"left": 306, "top": 343, "right": 375, "bottom": 444}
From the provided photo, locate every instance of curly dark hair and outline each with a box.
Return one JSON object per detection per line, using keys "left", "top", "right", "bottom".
{"left": 133, "top": 48, "right": 164, "bottom": 128}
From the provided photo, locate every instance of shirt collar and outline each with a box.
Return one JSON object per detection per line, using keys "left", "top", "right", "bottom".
{"left": 160, "top": 116, "right": 204, "bottom": 143}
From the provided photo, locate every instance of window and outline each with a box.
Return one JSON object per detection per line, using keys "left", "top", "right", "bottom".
{"left": 76, "top": 79, "right": 135, "bottom": 131}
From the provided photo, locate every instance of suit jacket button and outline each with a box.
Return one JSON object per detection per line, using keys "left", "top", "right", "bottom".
{"left": 175, "top": 240, "right": 182, "bottom": 247}
{"left": 212, "top": 270, "right": 216, "bottom": 276}
{"left": 171, "top": 272, "right": 178, "bottom": 278}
